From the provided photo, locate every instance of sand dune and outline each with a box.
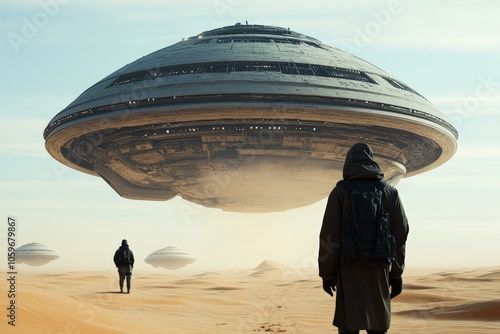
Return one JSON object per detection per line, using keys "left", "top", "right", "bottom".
{"left": 436, "top": 300, "right": 500, "bottom": 321}
{"left": 397, "top": 299, "right": 500, "bottom": 321}
{"left": 254, "top": 259, "right": 290, "bottom": 271}
{"left": 2, "top": 264, "right": 500, "bottom": 333}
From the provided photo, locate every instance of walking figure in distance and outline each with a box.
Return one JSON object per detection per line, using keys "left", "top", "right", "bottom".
{"left": 113, "top": 239, "right": 135, "bottom": 294}
{"left": 319, "top": 143, "right": 409, "bottom": 334}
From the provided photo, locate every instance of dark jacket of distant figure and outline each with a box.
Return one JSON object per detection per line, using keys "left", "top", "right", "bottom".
{"left": 318, "top": 143, "right": 409, "bottom": 331}
{"left": 113, "top": 243, "right": 135, "bottom": 274}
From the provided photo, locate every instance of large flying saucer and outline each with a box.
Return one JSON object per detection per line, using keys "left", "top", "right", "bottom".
{"left": 44, "top": 23, "right": 458, "bottom": 212}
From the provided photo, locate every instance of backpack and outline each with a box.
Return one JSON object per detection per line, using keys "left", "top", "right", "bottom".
{"left": 339, "top": 179, "right": 396, "bottom": 265}
{"left": 116, "top": 248, "right": 132, "bottom": 265}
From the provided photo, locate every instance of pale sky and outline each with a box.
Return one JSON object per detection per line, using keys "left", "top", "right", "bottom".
{"left": 1, "top": 0, "right": 499, "bottom": 272}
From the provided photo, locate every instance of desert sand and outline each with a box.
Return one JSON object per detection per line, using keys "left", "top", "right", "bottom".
{"left": 2, "top": 261, "right": 500, "bottom": 333}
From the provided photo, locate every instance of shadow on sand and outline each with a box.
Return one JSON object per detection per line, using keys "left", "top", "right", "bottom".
{"left": 96, "top": 291, "right": 125, "bottom": 294}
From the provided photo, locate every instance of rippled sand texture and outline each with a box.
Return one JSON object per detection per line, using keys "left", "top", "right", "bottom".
{"left": 2, "top": 261, "right": 499, "bottom": 333}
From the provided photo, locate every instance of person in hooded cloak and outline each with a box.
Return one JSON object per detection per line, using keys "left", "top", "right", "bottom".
{"left": 113, "top": 239, "right": 135, "bottom": 293}
{"left": 318, "top": 143, "right": 409, "bottom": 334}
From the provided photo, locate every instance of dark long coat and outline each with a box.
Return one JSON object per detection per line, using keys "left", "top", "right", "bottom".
{"left": 318, "top": 143, "right": 409, "bottom": 331}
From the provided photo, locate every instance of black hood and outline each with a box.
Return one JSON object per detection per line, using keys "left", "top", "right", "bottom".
{"left": 342, "top": 143, "right": 384, "bottom": 180}
{"left": 120, "top": 239, "right": 129, "bottom": 250}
